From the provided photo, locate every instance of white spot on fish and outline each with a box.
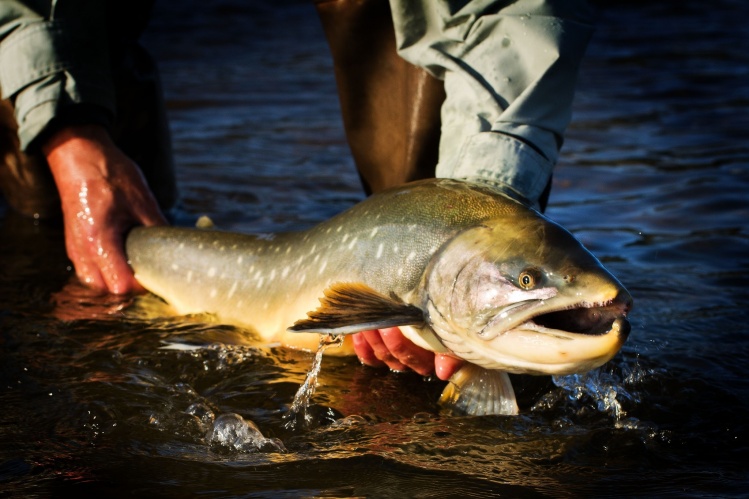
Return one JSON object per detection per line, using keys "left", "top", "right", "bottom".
{"left": 179, "top": 242, "right": 185, "bottom": 249}
{"left": 228, "top": 281, "right": 238, "bottom": 298}
{"left": 348, "top": 237, "right": 358, "bottom": 250}
{"left": 313, "top": 254, "right": 320, "bottom": 263}
{"left": 398, "top": 268, "right": 404, "bottom": 276}
{"left": 370, "top": 227, "right": 378, "bottom": 238}
{"left": 285, "top": 246, "right": 291, "bottom": 255}
{"left": 393, "top": 244, "right": 399, "bottom": 254}
{"left": 407, "top": 251, "right": 416, "bottom": 261}
{"left": 299, "top": 274, "right": 306, "bottom": 285}
{"left": 282, "top": 267, "right": 290, "bottom": 278}
{"left": 257, "top": 277, "right": 264, "bottom": 288}
{"left": 237, "top": 256, "right": 243, "bottom": 264}
{"left": 342, "top": 234, "right": 349, "bottom": 243}
{"left": 376, "top": 243, "right": 383, "bottom": 259}
{"left": 336, "top": 226, "right": 343, "bottom": 232}
{"left": 210, "top": 288, "right": 217, "bottom": 298}
{"left": 171, "top": 263, "right": 179, "bottom": 271}
{"left": 198, "top": 243, "right": 204, "bottom": 250}
{"left": 208, "top": 267, "right": 216, "bottom": 277}
{"left": 270, "top": 269, "right": 277, "bottom": 280}
{"left": 319, "top": 260, "right": 327, "bottom": 274}
{"left": 186, "top": 270, "right": 193, "bottom": 283}
{"left": 220, "top": 246, "right": 225, "bottom": 252}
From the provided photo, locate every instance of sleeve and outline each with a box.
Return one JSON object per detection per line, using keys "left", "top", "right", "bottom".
{"left": 0, "top": 1, "right": 115, "bottom": 151}
{"left": 388, "top": 0, "right": 595, "bottom": 207}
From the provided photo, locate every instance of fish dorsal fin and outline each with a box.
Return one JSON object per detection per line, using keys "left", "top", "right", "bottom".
{"left": 288, "top": 282, "right": 424, "bottom": 335}
{"left": 195, "top": 215, "right": 215, "bottom": 228}
{"left": 439, "top": 364, "right": 519, "bottom": 416}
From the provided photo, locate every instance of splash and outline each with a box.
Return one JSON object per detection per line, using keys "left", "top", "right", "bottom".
{"left": 284, "top": 334, "right": 343, "bottom": 430}
{"left": 549, "top": 358, "right": 647, "bottom": 420}
{"left": 207, "top": 413, "right": 286, "bottom": 453}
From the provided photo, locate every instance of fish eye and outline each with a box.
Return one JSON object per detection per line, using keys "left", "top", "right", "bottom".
{"left": 518, "top": 268, "right": 541, "bottom": 290}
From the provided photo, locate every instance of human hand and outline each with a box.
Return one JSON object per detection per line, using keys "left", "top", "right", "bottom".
{"left": 352, "top": 327, "right": 464, "bottom": 381}
{"left": 44, "top": 124, "right": 167, "bottom": 295}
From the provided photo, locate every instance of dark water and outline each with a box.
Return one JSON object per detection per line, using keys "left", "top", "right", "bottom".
{"left": 2, "top": 1, "right": 748, "bottom": 497}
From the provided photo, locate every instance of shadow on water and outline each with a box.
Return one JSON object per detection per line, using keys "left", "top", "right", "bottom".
{"left": 2, "top": 0, "right": 748, "bottom": 497}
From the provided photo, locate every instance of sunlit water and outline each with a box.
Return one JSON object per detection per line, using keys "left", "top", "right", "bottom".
{"left": 1, "top": 1, "right": 747, "bottom": 497}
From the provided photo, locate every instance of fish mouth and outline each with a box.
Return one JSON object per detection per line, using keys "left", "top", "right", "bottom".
{"left": 524, "top": 294, "right": 632, "bottom": 340}
{"left": 472, "top": 290, "right": 633, "bottom": 374}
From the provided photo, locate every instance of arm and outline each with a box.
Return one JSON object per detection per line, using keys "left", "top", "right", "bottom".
{"left": 389, "top": 0, "right": 595, "bottom": 207}
{"left": 1, "top": 2, "right": 164, "bottom": 294}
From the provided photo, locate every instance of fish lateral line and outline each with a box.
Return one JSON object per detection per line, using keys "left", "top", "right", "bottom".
{"left": 288, "top": 282, "right": 425, "bottom": 335}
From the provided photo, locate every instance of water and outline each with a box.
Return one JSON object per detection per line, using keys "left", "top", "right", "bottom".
{"left": 1, "top": 0, "right": 748, "bottom": 497}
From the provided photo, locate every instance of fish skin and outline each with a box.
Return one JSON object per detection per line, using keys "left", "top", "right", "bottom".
{"left": 126, "top": 178, "right": 632, "bottom": 415}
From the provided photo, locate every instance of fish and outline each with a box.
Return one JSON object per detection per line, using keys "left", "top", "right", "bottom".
{"left": 126, "top": 178, "right": 632, "bottom": 416}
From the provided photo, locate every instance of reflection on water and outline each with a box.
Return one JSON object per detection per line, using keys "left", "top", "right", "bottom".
{"left": 1, "top": 0, "right": 748, "bottom": 497}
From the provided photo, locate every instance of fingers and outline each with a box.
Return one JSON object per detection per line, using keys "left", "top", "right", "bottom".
{"left": 434, "top": 354, "right": 465, "bottom": 381}
{"left": 94, "top": 229, "right": 147, "bottom": 295}
{"left": 61, "top": 199, "right": 145, "bottom": 295}
{"left": 353, "top": 328, "right": 436, "bottom": 376}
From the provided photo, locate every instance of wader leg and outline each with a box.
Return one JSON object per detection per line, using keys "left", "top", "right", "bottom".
{"left": 0, "top": 42, "right": 177, "bottom": 219}
{"left": 314, "top": 0, "right": 445, "bottom": 195}
{"left": 0, "top": 99, "right": 59, "bottom": 218}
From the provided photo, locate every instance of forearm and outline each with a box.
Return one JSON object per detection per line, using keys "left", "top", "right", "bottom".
{"left": 389, "top": 0, "right": 595, "bottom": 206}
{"left": 0, "top": 1, "right": 114, "bottom": 151}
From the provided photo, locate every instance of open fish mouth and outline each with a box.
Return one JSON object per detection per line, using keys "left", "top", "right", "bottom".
{"left": 525, "top": 294, "right": 632, "bottom": 340}
{"left": 468, "top": 290, "right": 633, "bottom": 374}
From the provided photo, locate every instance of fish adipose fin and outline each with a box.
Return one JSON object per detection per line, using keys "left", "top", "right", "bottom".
{"left": 289, "top": 282, "right": 425, "bottom": 335}
{"left": 439, "top": 364, "right": 519, "bottom": 416}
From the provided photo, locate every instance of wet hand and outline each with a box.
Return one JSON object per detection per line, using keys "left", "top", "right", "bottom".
{"left": 352, "top": 327, "right": 464, "bottom": 380}
{"left": 44, "top": 124, "right": 167, "bottom": 295}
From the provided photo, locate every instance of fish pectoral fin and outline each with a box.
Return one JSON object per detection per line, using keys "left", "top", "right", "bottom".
{"left": 288, "top": 282, "right": 425, "bottom": 335}
{"left": 439, "top": 364, "right": 519, "bottom": 416}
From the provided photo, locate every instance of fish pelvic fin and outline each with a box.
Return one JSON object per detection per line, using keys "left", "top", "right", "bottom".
{"left": 439, "top": 364, "right": 519, "bottom": 416}
{"left": 288, "top": 282, "right": 425, "bottom": 335}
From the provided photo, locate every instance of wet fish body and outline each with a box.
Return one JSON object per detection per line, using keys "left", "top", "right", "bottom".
{"left": 127, "top": 179, "right": 632, "bottom": 415}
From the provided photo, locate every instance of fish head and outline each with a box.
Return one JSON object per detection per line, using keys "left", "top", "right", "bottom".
{"left": 424, "top": 210, "right": 632, "bottom": 375}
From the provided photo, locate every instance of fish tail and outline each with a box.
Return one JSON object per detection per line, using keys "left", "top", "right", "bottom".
{"left": 438, "top": 364, "right": 519, "bottom": 416}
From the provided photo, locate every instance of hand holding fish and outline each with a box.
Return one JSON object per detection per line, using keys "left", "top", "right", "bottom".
{"left": 44, "top": 124, "right": 167, "bottom": 295}
{"left": 353, "top": 327, "right": 463, "bottom": 380}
